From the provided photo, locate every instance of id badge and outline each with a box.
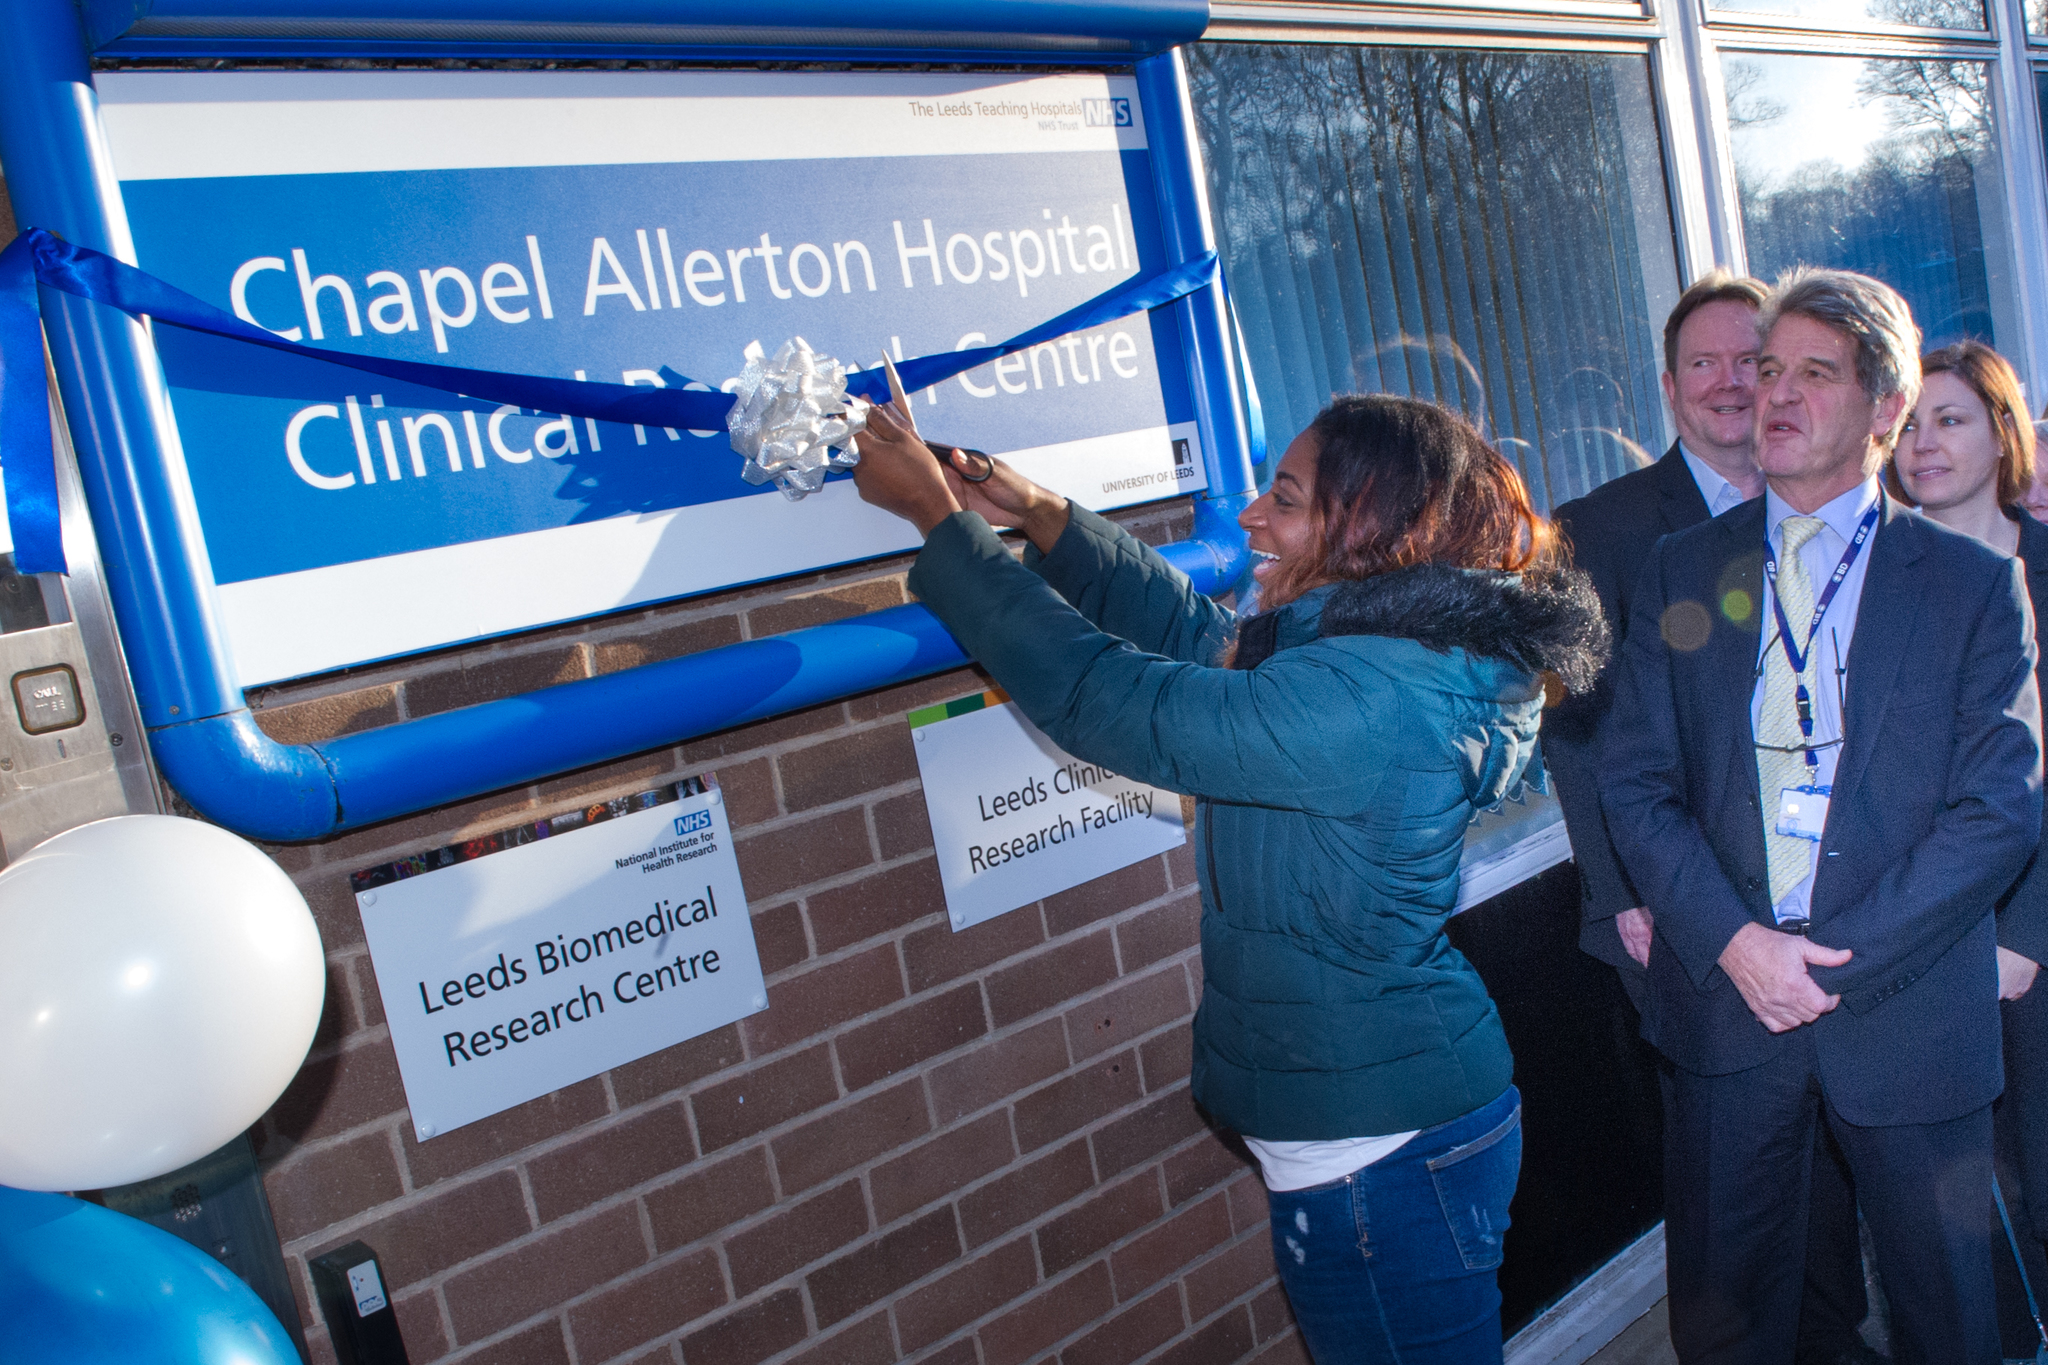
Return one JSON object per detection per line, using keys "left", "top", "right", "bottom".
{"left": 1774, "top": 785, "right": 1830, "bottom": 841}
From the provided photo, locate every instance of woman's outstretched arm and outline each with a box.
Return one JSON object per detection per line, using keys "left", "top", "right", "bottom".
{"left": 851, "top": 411, "right": 1382, "bottom": 809}
{"left": 860, "top": 403, "right": 1235, "bottom": 665}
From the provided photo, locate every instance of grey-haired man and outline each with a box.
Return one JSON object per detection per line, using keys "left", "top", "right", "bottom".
{"left": 1604, "top": 268, "right": 2043, "bottom": 1364}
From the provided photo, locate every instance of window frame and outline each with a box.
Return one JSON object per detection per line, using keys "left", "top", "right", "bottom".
{"left": 1208, "top": 0, "right": 2048, "bottom": 392}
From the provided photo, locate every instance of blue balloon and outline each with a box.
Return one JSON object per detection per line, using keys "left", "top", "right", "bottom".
{"left": 0, "top": 1185, "right": 300, "bottom": 1365}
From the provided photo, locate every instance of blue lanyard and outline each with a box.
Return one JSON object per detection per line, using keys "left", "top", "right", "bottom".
{"left": 1762, "top": 505, "right": 1878, "bottom": 768}
{"left": 1763, "top": 506, "right": 1879, "bottom": 676}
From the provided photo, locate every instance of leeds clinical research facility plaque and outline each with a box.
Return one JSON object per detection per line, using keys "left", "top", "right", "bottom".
{"left": 912, "top": 689, "right": 1186, "bottom": 931}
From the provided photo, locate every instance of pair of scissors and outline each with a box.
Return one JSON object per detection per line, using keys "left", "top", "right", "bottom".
{"left": 880, "top": 352, "right": 995, "bottom": 483}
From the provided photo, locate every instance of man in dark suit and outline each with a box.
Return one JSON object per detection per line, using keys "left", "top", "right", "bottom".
{"left": 1550, "top": 269, "right": 1768, "bottom": 992}
{"left": 1604, "top": 267, "right": 2043, "bottom": 1364}
{"left": 1550, "top": 272, "right": 1874, "bottom": 1364}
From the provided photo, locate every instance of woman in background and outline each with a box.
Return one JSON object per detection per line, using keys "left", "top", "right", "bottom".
{"left": 1890, "top": 339, "right": 2048, "bottom": 1354}
{"left": 848, "top": 391, "right": 1605, "bottom": 1363}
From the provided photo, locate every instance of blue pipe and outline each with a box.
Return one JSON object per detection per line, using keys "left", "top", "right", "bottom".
{"left": 0, "top": 0, "right": 248, "bottom": 732}
{"left": 149, "top": 540, "right": 1247, "bottom": 840}
{"left": 1155, "top": 492, "right": 1253, "bottom": 590}
{"left": 1136, "top": 48, "right": 1257, "bottom": 597}
{"left": 0, "top": 0, "right": 1255, "bottom": 843}
{"left": 82, "top": 0, "right": 1208, "bottom": 53}
{"left": 1135, "top": 49, "right": 1259, "bottom": 525}
{"left": 96, "top": 39, "right": 1154, "bottom": 64}
{"left": 147, "top": 604, "right": 973, "bottom": 839}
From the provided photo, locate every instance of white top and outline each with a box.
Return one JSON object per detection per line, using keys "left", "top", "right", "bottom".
{"left": 1680, "top": 444, "right": 1752, "bottom": 518}
{"left": 1749, "top": 477, "right": 1882, "bottom": 924}
{"left": 1245, "top": 1131, "right": 1419, "bottom": 1191}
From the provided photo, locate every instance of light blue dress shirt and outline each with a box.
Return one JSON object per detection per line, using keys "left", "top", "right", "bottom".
{"left": 1680, "top": 444, "right": 1753, "bottom": 518}
{"left": 1749, "top": 477, "right": 1882, "bottom": 924}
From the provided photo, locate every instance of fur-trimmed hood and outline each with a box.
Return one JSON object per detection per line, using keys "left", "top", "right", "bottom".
{"left": 1236, "top": 563, "right": 1610, "bottom": 694}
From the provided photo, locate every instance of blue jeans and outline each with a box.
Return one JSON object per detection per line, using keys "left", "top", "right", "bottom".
{"left": 1266, "top": 1086, "right": 1523, "bottom": 1365}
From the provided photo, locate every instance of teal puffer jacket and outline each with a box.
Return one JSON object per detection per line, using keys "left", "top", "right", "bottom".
{"left": 908, "top": 506, "right": 1605, "bottom": 1141}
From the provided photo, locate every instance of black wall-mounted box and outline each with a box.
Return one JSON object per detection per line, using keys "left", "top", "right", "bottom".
{"left": 309, "top": 1241, "right": 411, "bottom": 1365}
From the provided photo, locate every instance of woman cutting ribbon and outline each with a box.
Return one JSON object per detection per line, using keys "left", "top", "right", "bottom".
{"left": 848, "top": 392, "right": 1606, "bottom": 1364}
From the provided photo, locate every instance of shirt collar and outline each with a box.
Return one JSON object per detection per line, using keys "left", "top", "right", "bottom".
{"left": 1677, "top": 443, "right": 1747, "bottom": 516}
{"left": 1764, "top": 475, "right": 1882, "bottom": 550}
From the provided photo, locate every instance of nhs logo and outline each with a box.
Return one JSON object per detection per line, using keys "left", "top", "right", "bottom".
{"left": 675, "top": 810, "right": 713, "bottom": 837}
{"left": 1083, "top": 97, "right": 1133, "bottom": 128}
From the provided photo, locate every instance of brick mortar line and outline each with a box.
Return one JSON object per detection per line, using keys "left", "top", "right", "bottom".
{"left": 272, "top": 1028, "right": 1215, "bottom": 1347}
{"left": 270, "top": 662, "right": 1004, "bottom": 875}
{"left": 275, "top": 1017, "right": 392, "bottom": 1084}
{"left": 344, "top": 746, "right": 689, "bottom": 847}
{"left": 278, "top": 744, "right": 914, "bottom": 887}
{"left": 757, "top": 855, "right": 1193, "bottom": 999}
{"left": 435, "top": 1308, "right": 581, "bottom": 1365}
{"left": 270, "top": 924, "right": 1197, "bottom": 1189}
{"left": 266, "top": 861, "right": 1203, "bottom": 1308}
{"left": 1141, "top": 1217, "right": 1278, "bottom": 1309}
{"left": 1128, "top": 1263, "right": 1290, "bottom": 1365}
{"left": 790, "top": 1161, "right": 1219, "bottom": 1365}
{"left": 264, "top": 918, "right": 1197, "bottom": 1192}
{"left": 344, "top": 1210, "right": 729, "bottom": 1361}
{"left": 276, "top": 724, "right": 869, "bottom": 876}
{"left": 765, "top": 745, "right": 793, "bottom": 818}
{"left": 263, "top": 553, "right": 1183, "bottom": 874}
{"left": 784, "top": 921, "right": 1195, "bottom": 1067}
{"left": 730, "top": 942, "right": 1197, "bottom": 1128}
{"left": 429, "top": 1286, "right": 460, "bottom": 1364}
{"left": 775, "top": 807, "right": 930, "bottom": 878}
{"left": 213, "top": 493, "right": 1185, "bottom": 738}
{"left": 578, "top": 1074, "right": 1224, "bottom": 1341}
{"left": 297, "top": 839, "right": 1190, "bottom": 1088}
{"left": 754, "top": 763, "right": 924, "bottom": 820}
{"left": 566, "top": 995, "right": 1201, "bottom": 1248}
{"left": 247, "top": 556, "right": 927, "bottom": 712}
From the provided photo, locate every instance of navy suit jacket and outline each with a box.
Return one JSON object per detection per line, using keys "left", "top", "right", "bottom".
{"left": 2003, "top": 510, "right": 2048, "bottom": 966}
{"left": 1549, "top": 444, "right": 1711, "bottom": 969}
{"left": 1601, "top": 493, "right": 2043, "bottom": 1125}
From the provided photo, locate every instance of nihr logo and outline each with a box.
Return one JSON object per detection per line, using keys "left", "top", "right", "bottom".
{"left": 674, "top": 810, "right": 712, "bottom": 838}
{"left": 1082, "top": 97, "right": 1133, "bottom": 128}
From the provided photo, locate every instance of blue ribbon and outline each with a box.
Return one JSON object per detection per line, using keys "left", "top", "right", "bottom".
{"left": 0, "top": 226, "right": 1236, "bottom": 575}
{"left": 0, "top": 235, "right": 61, "bottom": 577}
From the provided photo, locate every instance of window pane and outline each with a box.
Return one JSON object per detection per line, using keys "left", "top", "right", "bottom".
{"left": 1709, "top": 0, "right": 1985, "bottom": 32}
{"left": 2030, "top": 0, "right": 2047, "bottom": 35}
{"left": 1187, "top": 45, "right": 1680, "bottom": 510}
{"left": 1725, "top": 52, "right": 2019, "bottom": 351}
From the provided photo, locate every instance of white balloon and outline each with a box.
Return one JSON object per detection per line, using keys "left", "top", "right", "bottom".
{"left": 0, "top": 815, "right": 325, "bottom": 1191}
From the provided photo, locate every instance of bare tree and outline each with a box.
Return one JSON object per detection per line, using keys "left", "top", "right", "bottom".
{"left": 1723, "top": 58, "right": 1787, "bottom": 133}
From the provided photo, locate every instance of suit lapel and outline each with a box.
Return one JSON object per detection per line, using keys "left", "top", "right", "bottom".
{"left": 1655, "top": 443, "right": 1713, "bottom": 535}
{"left": 1830, "top": 499, "right": 1926, "bottom": 806}
{"left": 2019, "top": 512, "right": 2048, "bottom": 606}
{"left": 1703, "top": 500, "right": 1767, "bottom": 769}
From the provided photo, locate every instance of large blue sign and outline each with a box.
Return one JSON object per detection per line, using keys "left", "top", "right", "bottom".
{"left": 99, "top": 71, "right": 1201, "bottom": 684}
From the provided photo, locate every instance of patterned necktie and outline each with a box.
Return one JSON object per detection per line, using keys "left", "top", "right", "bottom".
{"left": 1760, "top": 515, "right": 1828, "bottom": 908}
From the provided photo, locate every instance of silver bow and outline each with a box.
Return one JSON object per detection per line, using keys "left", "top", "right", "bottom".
{"left": 724, "top": 337, "right": 869, "bottom": 500}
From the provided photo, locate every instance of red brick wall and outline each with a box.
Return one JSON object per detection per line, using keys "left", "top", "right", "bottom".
{"left": 240, "top": 500, "right": 1314, "bottom": 1365}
